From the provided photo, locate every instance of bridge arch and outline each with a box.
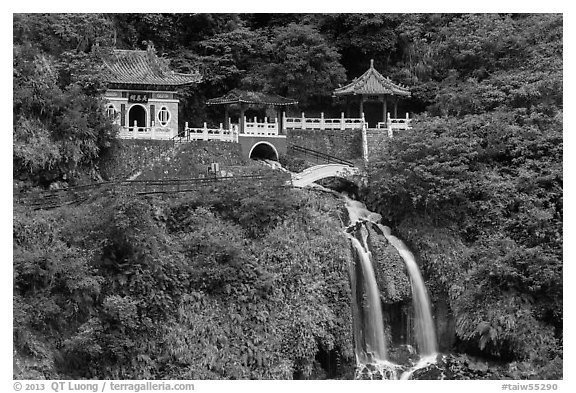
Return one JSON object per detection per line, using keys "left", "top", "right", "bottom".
{"left": 292, "top": 164, "right": 362, "bottom": 188}
{"left": 249, "top": 141, "right": 279, "bottom": 161}
{"left": 315, "top": 177, "right": 360, "bottom": 196}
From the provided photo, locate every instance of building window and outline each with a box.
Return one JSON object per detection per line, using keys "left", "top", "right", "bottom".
{"left": 106, "top": 104, "right": 117, "bottom": 120}
{"left": 158, "top": 106, "right": 171, "bottom": 126}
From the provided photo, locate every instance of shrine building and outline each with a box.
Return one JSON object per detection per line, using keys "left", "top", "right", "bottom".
{"left": 101, "top": 44, "right": 201, "bottom": 140}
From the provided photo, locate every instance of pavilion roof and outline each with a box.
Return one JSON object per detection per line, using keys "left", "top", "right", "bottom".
{"left": 102, "top": 47, "right": 201, "bottom": 87}
{"left": 333, "top": 60, "right": 411, "bottom": 97}
{"left": 206, "top": 89, "right": 298, "bottom": 106}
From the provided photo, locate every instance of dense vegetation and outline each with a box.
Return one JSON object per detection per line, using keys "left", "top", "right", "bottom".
{"left": 13, "top": 14, "right": 119, "bottom": 187}
{"left": 364, "top": 14, "right": 562, "bottom": 377}
{"left": 14, "top": 178, "right": 355, "bottom": 379}
{"left": 14, "top": 13, "right": 562, "bottom": 379}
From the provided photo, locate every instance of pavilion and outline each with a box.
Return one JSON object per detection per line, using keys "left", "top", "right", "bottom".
{"left": 333, "top": 59, "right": 411, "bottom": 128}
{"left": 206, "top": 89, "right": 298, "bottom": 134}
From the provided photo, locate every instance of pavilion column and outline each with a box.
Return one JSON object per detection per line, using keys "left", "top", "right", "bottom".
{"left": 359, "top": 95, "right": 365, "bottom": 118}
{"left": 239, "top": 103, "right": 246, "bottom": 134}
{"left": 224, "top": 105, "right": 229, "bottom": 130}
{"left": 346, "top": 97, "right": 351, "bottom": 117}
{"left": 393, "top": 98, "right": 398, "bottom": 118}
{"left": 382, "top": 97, "right": 388, "bottom": 124}
{"left": 277, "top": 107, "right": 283, "bottom": 135}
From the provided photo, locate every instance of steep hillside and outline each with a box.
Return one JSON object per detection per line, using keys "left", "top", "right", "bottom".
{"left": 13, "top": 177, "right": 356, "bottom": 380}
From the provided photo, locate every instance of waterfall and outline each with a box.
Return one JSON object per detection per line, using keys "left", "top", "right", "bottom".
{"left": 347, "top": 230, "right": 388, "bottom": 361}
{"left": 343, "top": 196, "right": 437, "bottom": 379}
{"left": 376, "top": 224, "right": 438, "bottom": 356}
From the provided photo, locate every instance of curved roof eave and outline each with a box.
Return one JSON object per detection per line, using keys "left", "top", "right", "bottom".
{"left": 333, "top": 60, "right": 411, "bottom": 97}
{"left": 206, "top": 89, "right": 298, "bottom": 106}
{"left": 103, "top": 48, "right": 202, "bottom": 88}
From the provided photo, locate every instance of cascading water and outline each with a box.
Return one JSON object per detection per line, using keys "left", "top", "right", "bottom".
{"left": 270, "top": 163, "right": 437, "bottom": 378}
{"left": 376, "top": 223, "right": 438, "bottom": 356}
{"left": 347, "top": 230, "right": 387, "bottom": 361}
{"left": 343, "top": 196, "right": 438, "bottom": 379}
{"left": 347, "top": 226, "right": 401, "bottom": 379}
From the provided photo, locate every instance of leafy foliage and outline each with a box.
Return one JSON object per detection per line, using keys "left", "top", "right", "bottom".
{"left": 13, "top": 14, "right": 118, "bottom": 187}
{"left": 242, "top": 23, "right": 346, "bottom": 106}
{"left": 14, "top": 182, "right": 355, "bottom": 379}
{"left": 14, "top": 12, "right": 563, "bottom": 378}
{"left": 364, "top": 14, "right": 562, "bottom": 367}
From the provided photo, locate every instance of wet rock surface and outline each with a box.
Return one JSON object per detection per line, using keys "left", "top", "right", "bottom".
{"left": 367, "top": 225, "right": 411, "bottom": 303}
{"left": 355, "top": 362, "right": 403, "bottom": 380}
{"left": 410, "top": 354, "right": 498, "bottom": 380}
{"left": 387, "top": 345, "right": 420, "bottom": 366}
{"left": 353, "top": 353, "right": 513, "bottom": 380}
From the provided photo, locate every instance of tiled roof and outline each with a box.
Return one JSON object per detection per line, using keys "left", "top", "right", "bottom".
{"left": 103, "top": 48, "right": 201, "bottom": 87}
{"left": 333, "top": 60, "right": 411, "bottom": 97}
{"left": 206, "top": 89, "right": 298, "bottom": 106}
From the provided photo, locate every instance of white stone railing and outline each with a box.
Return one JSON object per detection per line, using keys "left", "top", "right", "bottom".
{"left": 284, "top": 112, "right": 365, "bottom": 131}
{"left": 377, "top": 113, "right": 412, "bottom": 137}
{"left": 184, "top": 122, "right": 238, "bottom": 142}
{"left": 118, "top": 122, "right": 173, "bottom": 140}
{"left": 242, "top": 117, "right": 279, "bottom": 136}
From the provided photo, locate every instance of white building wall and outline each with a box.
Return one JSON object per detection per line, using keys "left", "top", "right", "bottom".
{"left": 104, "top": 90, "right": 180, "bottom": 140}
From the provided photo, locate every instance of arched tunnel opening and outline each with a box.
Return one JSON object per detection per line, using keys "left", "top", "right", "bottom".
{"left": 249, "top": 142, "right": 279, "bottom": 161}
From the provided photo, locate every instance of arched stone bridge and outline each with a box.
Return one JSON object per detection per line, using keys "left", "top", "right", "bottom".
{"left": 291, "top": 164, "right": 362, "bottom": 187}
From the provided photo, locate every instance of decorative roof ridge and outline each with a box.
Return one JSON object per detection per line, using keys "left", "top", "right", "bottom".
{"left": 333, "top": 59, "right": 411, "bottom": 96}
{"left": 206, "top": 88, "right": 298, "bottom": 106}
{"left": 102, "top": 46, "right": 201, "bottom": 87}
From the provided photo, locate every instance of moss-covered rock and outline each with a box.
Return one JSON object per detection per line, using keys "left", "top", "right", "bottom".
{"left": 410, "top": 354, "right": 499, "bottom": 380}
{"left": 367, "top": 225, "right": 411, "bottom": 304}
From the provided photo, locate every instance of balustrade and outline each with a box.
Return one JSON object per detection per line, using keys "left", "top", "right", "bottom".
{"left": 377, "top": 113, "right": 411, "bottom": 137}
{"left": 118, "top": 121, "right": 172, "bottom": 140}
{"left": 183, "top": 122, "right": 238, "bottom": 142}
{"left": 284, "top": 112, "right": 365, "bottom": 131}
{"left": 284, "top": 111, "right": 410, "bottom": 135}
{"left": 242, "top": 116, "right": 279, "bottom": 136}
{"left": 176, "top": 111, "right": 411, "bottom": 144}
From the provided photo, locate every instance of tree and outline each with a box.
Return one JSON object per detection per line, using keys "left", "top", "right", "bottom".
{"left": 316, "top": 14, "right": 403, "bottom": 78}
{"left": 364, "top": 15, "right": 562, "bottom": 362}
{"left": 13, "top": 14, "right": 118, "bottom": 187}
{"left": 242, "top": 23, "right": 346, "bottom": 107}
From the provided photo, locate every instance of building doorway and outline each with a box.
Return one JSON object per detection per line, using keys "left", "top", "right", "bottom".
{"left": 363, "top": 101, "right": 382, "bottom": 128}
{"left": 128, "top": 105, "right": 147, "bottom": 129}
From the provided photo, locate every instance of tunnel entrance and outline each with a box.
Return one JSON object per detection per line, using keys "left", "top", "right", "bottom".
{"left": 249, "top": 142, "right": 279, "bottom": 161}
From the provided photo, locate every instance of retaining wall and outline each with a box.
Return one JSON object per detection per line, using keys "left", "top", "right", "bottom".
{"left": 287, "top": 129, "right": 363, "bottom": 160}
{"left": 365, "top": 130, "right": 390, "bottom": 162}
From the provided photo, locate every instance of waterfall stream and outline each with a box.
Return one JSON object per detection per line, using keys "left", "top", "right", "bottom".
{"left": 377, "top": 223, "right": 438, "bottom": 356}
{"left": 344, "top": 196, "right": 438, "bottom": 379}
{"left": 270, "top": 161, "right": 438, "bottom": 379}
{"left": 347, "top": 231, "right": 388, "bottom": 361}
